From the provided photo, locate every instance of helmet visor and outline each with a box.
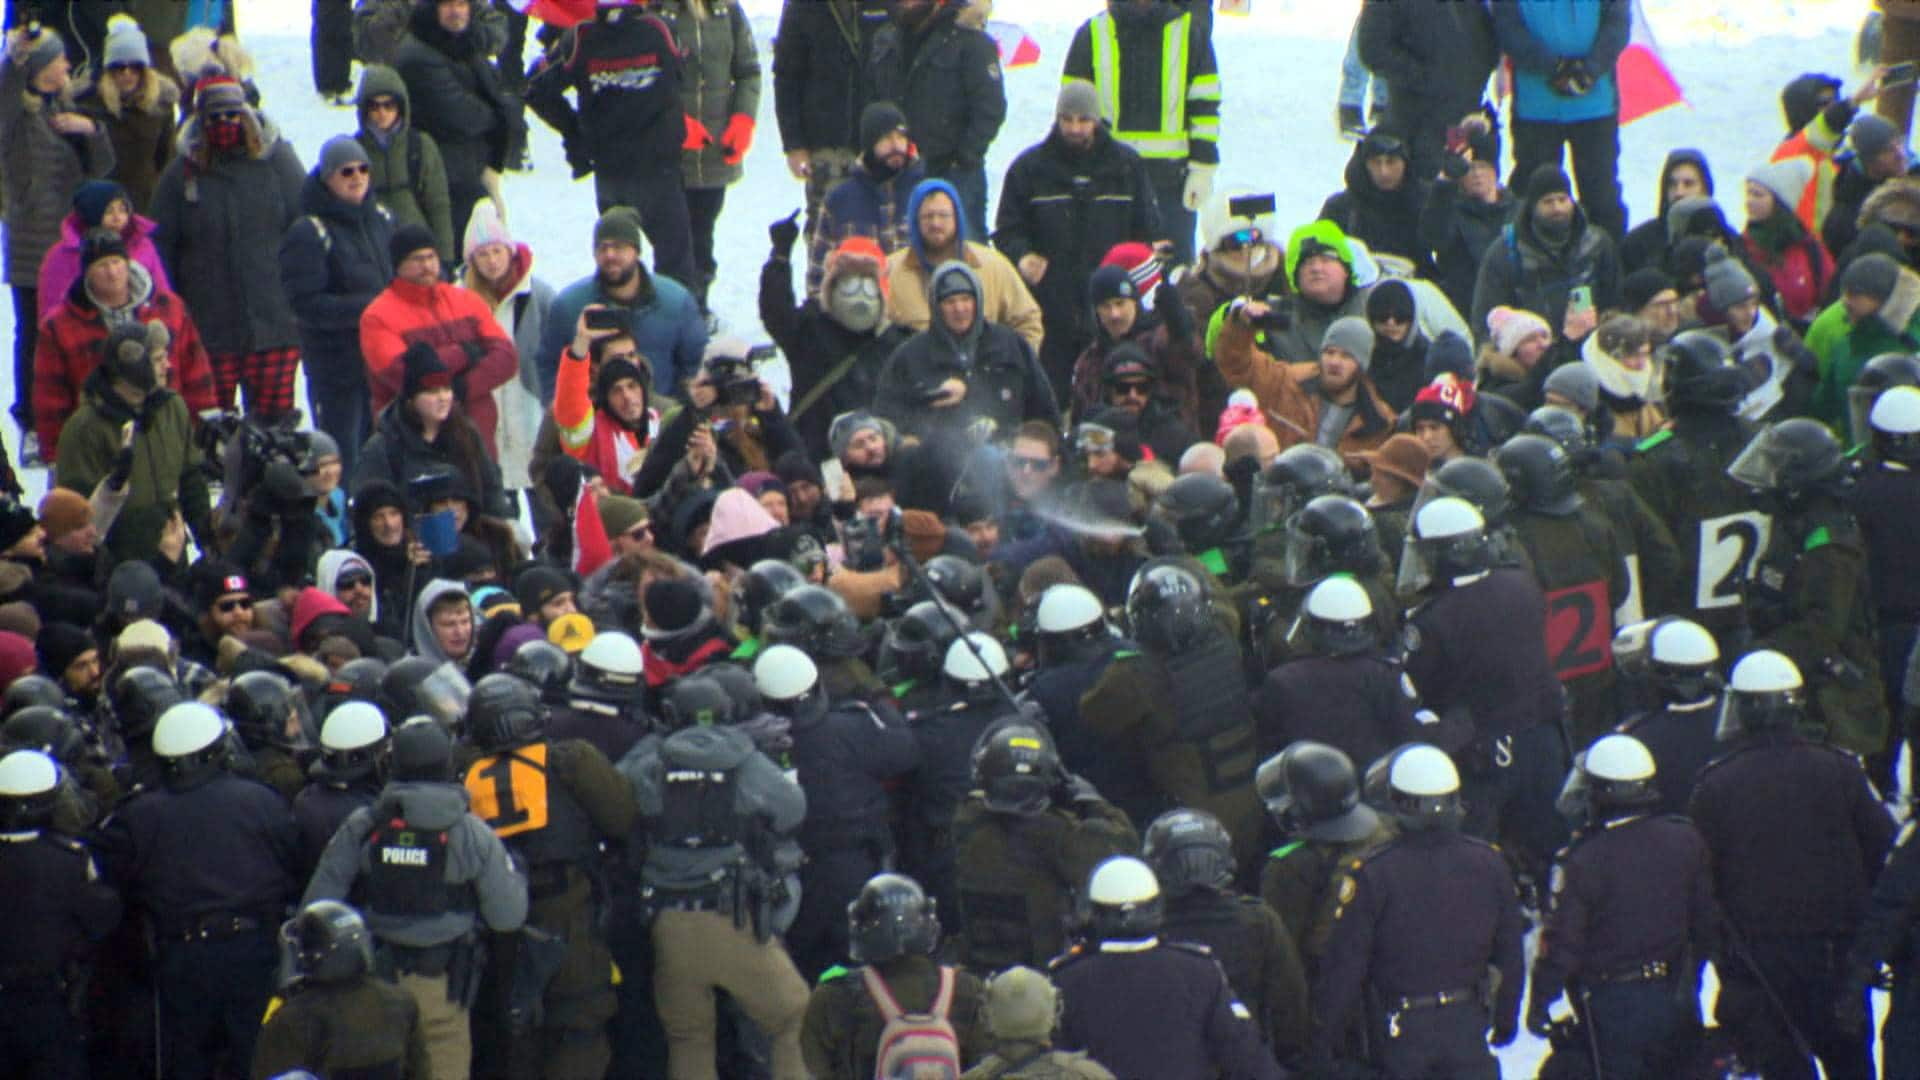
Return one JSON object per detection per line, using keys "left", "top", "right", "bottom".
{"left": 1726, "top": 429, "right": 1786, "bottom": 492}
{"left": 416, "top": 663, "right": 472, "bottom": 731}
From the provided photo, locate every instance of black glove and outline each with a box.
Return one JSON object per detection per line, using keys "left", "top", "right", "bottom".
{"left": 106, "top": 444, "right": 134, "bottom": 489}
{"left": 566, "top": 144, "right": 594, "bottom": 180}
{"left": 1441, "top": 152, "right": 1470, "bottom": 181}
{"left": 1489, "top": 1019, "right": 1518, "bottom": 1048}
{"left": 768, "top": 210, "right": 801, "bottom": 256}
{"left": 452, "top": 371, "right": 470, "bottom": 405}
{"left": 1524, "top": 998, "right": 1555, "bottom": 1038}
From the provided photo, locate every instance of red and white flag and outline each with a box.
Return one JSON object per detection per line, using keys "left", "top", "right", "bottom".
{"left": 1618, "top": 0, "right": 1686, "bottom": 125}
{"left": 573, "top": 487, "right": 612, "bottom": 578}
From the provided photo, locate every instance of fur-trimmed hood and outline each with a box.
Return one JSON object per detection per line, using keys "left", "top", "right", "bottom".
{"left": 169, "top": 28, "right": 256, "bottom": 88}
{"left": 80, "top": 65, "right": 180, "bottom": 118}
{"left": 1872, "top": 260, "right": 1920, "bottom": 335}
{"left": 1858, "top": 177, "right": 1920, "bottom": 232}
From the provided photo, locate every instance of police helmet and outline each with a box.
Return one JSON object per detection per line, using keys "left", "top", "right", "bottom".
{"left": 1385, "top": 743, "right": 1463, "bottom": 830}
{"left": 3, "top": 674, "right": 68, "bottom": 717}
{"left": 507, "top": 640, "right": 574, "bottom": 705}
{"left": 969, "top": 722, "right": 1060, "bottom": 816}
{"left": 1033, "top": 583, "right": 1110, "bottom": 665}
{"left": 1124, "top": 559, "right": 1214, "bottom": 654}
{"left": 943, "top": 633, "right": 1009, "bottom": 687}
{"left": 109, "top": 666, "right": 184, "bottom": 742}
{"left": 1251, "top": 444, "right": 1352, "bottom": 531}
{"left": 1614, "top": 617, "right": 1722, "bottom": 705}
{"left": 1154, "top": 472, "right": 1240, "bottom": 554}
{"left": 152, "top": 702, "right": 229, "bottom": 777}
{"left": 0, "top": 749, "right": 59, "bottom": 831}
{"left": 923, "top": 554, "right": 994, "bottom": 626}
{"left": 732, "top": 558, "right": 807, "bottom": 638}
{"left": 1870, "top": 385, "right": 1920, "bottom": 465}
{"left": 659, "top": 672, "right": 741, "bottom": 730}
{"left": 847, "top": 873, "right": 941, "bottom": 963}
{"left": 1141, "top": 808, "right": 1236, "bottom": 896}
{"left": 1298, "top": 575, "right": 1376, "bottom": 656}
{"left": 1428, "top": 457, "right": 1513, "bottom": 526}
{"left": 280, "top": 900, "right": 375, "bottom": 984}
{"left": 1494, "top": 433, "right": 1583, "bottom": 517}
{"left": 379, "top": 657, "right": 470, "bottom": 734}
{"left": 225, "top": 670, "right": 301, "bottom": 751}
{"left": 754, "top": 644, "right": 826, "bottom": 726}
{"left": 1083, "top": 856, "right": 1164, "bottom": 941}
{"left": 319, "top": 656, "right": 387, "bottom": 717}
{"left": 702, "top": 663, "right": 763, "bottom": 721}
{"left": 467, "top": 673, "right": 546, "bottom": 752}
{"left": 1716, "top": 649, "right": 1805, "bottom": 741}
{"left": 2, "top": 705, "right": 87, "bottom": 765}
{"left": 1255, "top": 740, "right": 1381, "bottom": 843}
{"left": 1582, "top": 733, "right": 1659, "bottom": 808}
{"left": 877, "top": 599, "right": 965, "bottom": 685}
{"left": 576, "top": 631, "right": 643, "bottom": 696}
{"left": 1727, "top": 418, "right": 1848, "bottom": 507}
{"left": 1847, "top": 352, "right": 1920, "bottom": 447}
{"left": 1659, "top": 330, "right": 1747, "bottom": 412}
{"left": 390, "top": 718, "right": 454, "bottom": 781}
{"left": 981, "top": 966, "right": 1061, "bottom": 1042}
{"left": 763, "top": 585, "right": 867, "bottom": 660}
{"left": 319, "top": 701, "right": 389, "bottom": 779}
{"left": 1283, "top": 495, "right": 1383, "bottom": 586}
{"left": 1402, "top": 496, "right": 1493, "bottom": 589}
{"left": 1523, "top": 404, "right": 1594, "bottom": 461}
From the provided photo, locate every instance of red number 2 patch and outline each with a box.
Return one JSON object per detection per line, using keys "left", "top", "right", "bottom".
{"left": 1545, "top": 580, "right": 1612, "bottom": 681}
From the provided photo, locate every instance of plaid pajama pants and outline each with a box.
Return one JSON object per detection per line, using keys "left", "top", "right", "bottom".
{"left": 208, "top": 348, "right": 302, "bottom": 418}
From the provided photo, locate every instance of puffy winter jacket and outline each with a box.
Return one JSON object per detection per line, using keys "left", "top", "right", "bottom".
{"left": 36, "top": 210, "right": 171, "bottom": 324}
{"left": 354, "top": 63, "right": 455, "bottom": 262}
{"left": 653, "top": 0, "right": 761, "bottom": 190}
{"left": 0, "top": 50, "right": 115, "bottom": 288}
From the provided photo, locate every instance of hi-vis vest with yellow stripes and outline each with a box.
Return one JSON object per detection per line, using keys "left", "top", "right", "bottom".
{"left": 1069, "top": 11, "right": 1220, "bottom": 161}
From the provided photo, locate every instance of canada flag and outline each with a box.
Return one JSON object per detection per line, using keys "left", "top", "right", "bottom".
{"left": 1617, "top": 0, "right": 1686, "bottom": 125}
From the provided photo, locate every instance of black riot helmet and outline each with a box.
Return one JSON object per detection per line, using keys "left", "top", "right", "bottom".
{"left": 1251, "top": 444, "right": 1352, "bottom": 531}
{"left": 762, "top": 584, "right": 867, "bottom": 660}
{"left": 3, "top": 674, "right": 69, "bottom": 717}
{"left": 506, "top": 640, "right": 574, "bottom": 706}
{"left": 1255, "top": 741, "right": 1381, "bottom": 842}
{"left": 1154, "top": 472, "right": 1240, "bottom": 553}
{"left": 1659, "top": 329, "right": 1747, "bottom": 413}
{"left": 1494, "top": 433, "right": 1583, "bottom": 517}
{"left": 1523, "top": 404, "right": 1593, "bottom": 461}
{"left": 318, "top": 657, "right": 387, "bottom": 719}
{"left": 467, "top": 673, "right": 546, "bottom": 752}
{"left": 660, "top": 670, "right": 744, "bottom": 730}
{"left": 702, "top": 663, "right": 763, "bottom": 719}
{"left": 846, "top": 873, "right": 941, "bottom": 964}
{"left": 1283, "top": 494, "right": 1383, "bottom": 586}
{"left": 922, "top": 555, "right": 998, "bottom": 632}
{"left": 1141, "top": 808, "right": 1236, "bottom": 897}
{"left": 380, "top": 657, "right": 470, "bottom": 733}
{"left": 877, "top": 599, "right": 965, "bottom": 685}
{"left": 280, "top": 900, "right": 375, "bottom": 984}
{"left": 1850, "top": 353, "right": 1920, "bottom": 447}
{"left": 110, "top": 666, "right": 184, "bottom": 743}
{"left": 1428, "top": 456, "right": 1512, "bottom": 526}
{"left": 970, "top": 722, "right": 1061, "bottom": 816}
{"left": 2, "top": 705, "right": 87, "bottom": 765}
{"left": 732, "top": 559, "right": 807, "bottom": 638}
{"left": 1727, "top": 417, "right": 1848, "bottom": 510}
{"left": 1124, "top": 559, "right": 1214, "bottom": 654}
{"left": 225, "top": 671, "right": 301, "bottom": 751}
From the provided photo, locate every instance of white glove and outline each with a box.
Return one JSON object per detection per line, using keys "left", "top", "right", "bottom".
{"left": 1182, "top": 162, "right": 1216, "bottom": 212}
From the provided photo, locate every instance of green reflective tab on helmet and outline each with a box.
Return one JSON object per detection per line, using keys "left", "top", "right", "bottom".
{"left": 891, "top": 678, "right": 918, "bottom": 699}
{"left": 1113, "top": 649, "right": 1140, "bottom": 661}
{"left": 1804, "top": 525, "right": 1832, "bottom": 552}
{"left": 1198, "top": 547, "right": 1229, "bottom": 576}
{"left": 817, "top": 964, "right": 848, "bottom": 985}
{"left": 1269, "top": 840, "right": 1306, "bottom": 862}
{"left": 731, "top": 637, "right": 762, "bottom": 661}
{"left": 1636, "top": 429, "right": 1674, "bottom": 452}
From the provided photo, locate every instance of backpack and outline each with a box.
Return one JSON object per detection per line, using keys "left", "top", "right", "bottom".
{"left": 862, "top": 965, "right": 962, "bottom": 1080}
{"left": 359, "top": 796, "right": 455, "bottom": 917}
{"left": 656, "top": 741, "right": 743, "bottom": 852}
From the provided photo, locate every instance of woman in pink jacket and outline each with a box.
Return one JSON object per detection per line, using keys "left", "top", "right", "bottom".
{"left": 36, "top": 180, "right": 169, "bottom": 322}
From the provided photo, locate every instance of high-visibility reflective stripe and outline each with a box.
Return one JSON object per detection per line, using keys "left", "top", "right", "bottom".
{"left": 1115, "top": 134, "right": 1189, "bottom": 158}
{"left": 1085, "top": 10, "right": 1199, "bottom": 159}
{"left": 1162, "top": 15, "right": 1189, "bottom": 136}
{"left": 1089, "top": 15, "right": 1121, "bottom": 124}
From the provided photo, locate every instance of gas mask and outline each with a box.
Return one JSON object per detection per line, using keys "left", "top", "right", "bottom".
{"left": 829, "top": 275, "right": 884, "bottom": 334}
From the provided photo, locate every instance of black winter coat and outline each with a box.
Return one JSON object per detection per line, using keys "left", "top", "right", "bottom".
{"left": 395, "top": 4, "right": 518, "bottom": 190}
{"left": 280, "top": 173, "right": 395, "bottom": 393}
{"left": 771, "top": 0, "right": 889, "bottom": 153}
{"left": 527, "top": 8, "right": 683, "bottom": 180}
{"left": 868, "top": 6, "right": 1005, "bottom": 176}
{"left": 356, "top": 399, "right": 508, "bottom": 519}
{"left": 1318, "top": 146, "right": 1433, "bottom": 276}
{"left": 758, "top": 254, "right": 913, "bottom": 460}
{"left": 993, "top": 125, "right": 1160, "bottom": 347}
{"left": 873, "top": 319, "right": 1058, "bottom": 449}
{"left": 1420, "top": 180, "right": 1512, "bottom": 321}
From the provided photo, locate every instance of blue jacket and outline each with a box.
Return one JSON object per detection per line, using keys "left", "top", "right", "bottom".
{"left": 536, "top": 269, "right": 708, "bottom": 402}
{"left": 1492, "top": 0, "right": 1629, "bottom": 124}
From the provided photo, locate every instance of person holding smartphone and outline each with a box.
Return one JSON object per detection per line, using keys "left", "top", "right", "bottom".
{"left": 627, "top": 337, "right": 804, "bottom": 504}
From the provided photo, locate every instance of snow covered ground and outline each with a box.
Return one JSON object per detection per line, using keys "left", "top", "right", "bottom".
{"left": 12, "top": 0, "right": 1897, "bottom": 1070}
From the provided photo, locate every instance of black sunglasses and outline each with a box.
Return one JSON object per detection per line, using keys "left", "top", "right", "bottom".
{"left": 216, "top": 597, "right": 253, "bottom": 613}
{"left": 337, "top": 573, "right": 373, "bottom": 591}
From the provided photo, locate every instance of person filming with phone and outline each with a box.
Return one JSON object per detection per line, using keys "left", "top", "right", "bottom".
{"left": 1471, "top": 165, "right": 1621, "bottom": 348}
{"left": 629, "top": 336, "right": 803, "bottom": 502}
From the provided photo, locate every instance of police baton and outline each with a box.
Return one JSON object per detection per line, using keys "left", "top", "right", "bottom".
{"left": 1721, "top": 921, "right": 1818, "bottom": 1063}
{"left": 883, "top": 508, "right": 1025, "bottom": 717}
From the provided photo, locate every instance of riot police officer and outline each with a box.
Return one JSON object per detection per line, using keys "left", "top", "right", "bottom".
{"left": 462, "top": 673, "right": 636, "bottom": 1079}
{"left": 756, "top": 644, "right": 920, "bottom": 981}
{"left": 303, "top": 718, "right": 529, "bottom": 1079}
{"left": 1156, "top": 471, "right": 1247, "bottom": 582}
{"left": 1611, "top": 617, "right": 1723, "bottom": 816}
{"left": 0, "top": 749, "right": 120, "bottom": 1078}
{"left": 1396, "top": 497, "right": 1568, "bottom": 878}
{"left": 731, "top": 557, "right": 808, "bottom": 662}
{"left": 1422, "top": 456, "right": 1532, "bottom": 573}
{"left": 1728, "top": 417, "right": 1886, "bottom": 757}
{"left": 1254, "top": 575, "right": 1428, "bottom": 768}
{"left": 1527, "top": 734, "right": 1720, "bottom": 1078}
{"left": 225, "top": 669, "right": 311, "bottom": 802}
{"left": 1255, "top": 740, "right": 1397, "bottom": 965}
{"left": 1688, "top": 650, "right": 1894, "bottom": 1080}
{"left": 618, "top": 681, "right": 812, "bottom": 1080}
{"left": 951, "top": 722, "right": 1136, "bottom": 973}
{"left": 96, "top": 702, "right": 302, "bottom": 1079}
{"left": 251, "top": 900, "right": 432, "bottom": 1078}
{"left": 1312, "top": 745, "right": 1525, "bottom": 1079}
{"left": 801, "top": 873, "right": 988, "bottom": 1079}
{"left": 1628, "top": 330, "right": 1763, "bottom": 644}
{"left": 1493, "top": 432, "right": 1632, "bottom": 748}
{"left": 920, "top": 553, "right": 1004, "bottom": 636}
{"left": 1143, "top": 808, "right": 1310, "bottom": 1062}
{"left": 1843, "top": 351, "right": 1920, "bottom": 448}
{"left": 876, "top": 597, "right": 965, "bottom": 715}
{"left": 1080, "top": 560, "right": 1264, "bottom": 869}
{"left": 962, "top": 966, "right": 1116, "bottom": 1079}
{"left": 105, "top": 665, "right": 185, "bottom": 791}
{"left": 1848, "top": 384, "right": 1920, "bottom": 798}
{"left": 763, "top": 583, "right": 890, "bottom": 704}
{"left": 506, "top": 639, "right": 574, "bottom": 708}
{"left": 1051, "top": 856, "right": 1286, "bottom": 1080}
{"left": 292, "top": 701, "right": 390, "bottom": 877}
{"left": 546, "top": 630, "right": 648, "bottom": 763}
{"left": 3, "top": 703, "right": 117, "bottom": 833}
{"left": 1023, "top": 583, "right": 1155, "bottom": 827}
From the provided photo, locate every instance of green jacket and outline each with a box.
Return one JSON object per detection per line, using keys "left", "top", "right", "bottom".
{"left": 1808, "top": 265, "right": 1920, "bottom": 427}
{"left": 654, "top": 0, "right": 762, "bottom": 189}
{"left": 354, "top": 64, "right": 456, "bottom": 262}
{"left": 802, "top": 956, "right": 988, "bottom": 1080}
{"left": 53, "top": 376, "right": 210, "bottom": 565}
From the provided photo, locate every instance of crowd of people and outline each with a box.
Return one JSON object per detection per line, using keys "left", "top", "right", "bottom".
{"left": 4, "top": 0, "right": 1920, "bottom": 1078}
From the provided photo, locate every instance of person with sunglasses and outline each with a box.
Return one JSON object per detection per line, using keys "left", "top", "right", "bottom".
{"left": 75, "top": 15, "right": 180, "bottom": 214}
{"left": 184, "top": 561, "right": 255, "bottom": 671}
{"left": 1100, "top": 347, "right": 1200, "bottom": 466}
{"left": 351, "top": 64, "right": 454, "bottom": 264}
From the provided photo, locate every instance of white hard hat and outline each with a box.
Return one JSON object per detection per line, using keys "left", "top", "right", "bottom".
{"left": 320, "top": 702, "right": 388, "bottom": 752}
{"left": 579, "top": 631, "right": 643, "bottom": 677}
{"left": 1584, "top": 734, "right": 1656, "bottom": 784}
{"left": 1035, "top": 584, "right": 1103, "bottom": 635}
{"left": 1729, "top": 649, "right": 1803, "bottom": 694}
{"left": 1388, "top": 744, "right": 1460, "bottom": 797}
{"left": 944, "top": 633, "right": 1009, "bottom": 683}
{"left": 753, "top": 644, "right": 819, "bottom": 702}
{"left": 1649, "top": 618, "right": 1719, "bottom": 667}
{"left": 1086, "top": 855, "right": 1161, "bottom": 906}
{"left": 152, "top": 702, "right": 227, "bottom": 759}
{"left": 1305, "top": 575, "right": 1373, "bottom": 622}
{"left": 0, "top": 748, "right": 58, "bottom": 797}
{"left": 1871, "top": 385, "right": 1920, "bottom": 435}
{"left": 1413, "top": 496, "right": 1484, "bottom": 541}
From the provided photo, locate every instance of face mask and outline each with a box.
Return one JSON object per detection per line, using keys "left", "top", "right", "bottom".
{"left": 205, "top": 116, "right": 244, "bottom": 153}
{"left": 829, "top": 276, "right": 883, "bottom": 333}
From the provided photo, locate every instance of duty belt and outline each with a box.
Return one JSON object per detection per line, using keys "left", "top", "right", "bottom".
{"left": 1587, "top": 960, "right": 1670, "bottom": 985}
{"left": 645, "top": 884, "right": 731, "bottom": 914}
{"left": 164, "top": 913, "right": 264, "bottom": 944}
{"left": 388, "top": 943, "right": 455, "bottom": 976}
{"left": 1384, "top": 986, "right": 1478, "bottom": 1040}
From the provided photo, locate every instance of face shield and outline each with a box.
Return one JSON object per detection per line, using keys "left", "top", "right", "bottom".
{"left": 1282, "top": 518, "right": 1336, "bottom": 587}
{"left": 1725, "top": 428, "right": 1788, "bottom": 494}
{"left": 416, "top": 662, "right": 473, "bottom": 734}
{"left": 1713, "top": 685, "right": 1804, "bottom": 743}
{"left": 1554, "top": 748, "right": 1591, "bottom": 827}
{"left": 1394, "top": 531, "right": 1435, "bottom": 596}
{"left": 1247, "top": 470, "right": 1300, "bottom": 535}
{"left": 1850, "top": 383, "right": 1888, "bottom": 449}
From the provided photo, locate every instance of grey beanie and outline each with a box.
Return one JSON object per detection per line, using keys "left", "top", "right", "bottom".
{"left": 1850, "top": 112, "right": 1901, "bottom": 163}
{"left": 1321, "top": 316, "right": 1376, "bottom": 372}
{"left": 1747, "top": 157, "right": 1812, "bottom": 215}
{"left": 1842, "top": 251, "right": 1903, "bottom": 302}
{"left": 1543, "top": 363, "right": 1601, "bottom": 414}
{"left": 317, "top": 135, "right": 370, "bottom": 178}
{"left": 1057, "top": 80, "right": 1101, "bottom": 121}
{"left": 102, "top": 15, "right": 150, "bottom": 68}
{"left": 932, "top": 260, "right": 981, "bottom": 304}
{"left": 1703, "top": 246, "right": 1759, "bottom": 313}
{"left": 17, "top": 25, "right": 65, "bottom": 85}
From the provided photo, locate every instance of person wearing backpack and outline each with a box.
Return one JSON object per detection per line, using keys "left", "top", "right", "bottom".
{"left": 354, "top": 63, "right": 456, "bottom": 263}
{"left": 618, "top": 667, "right": 812, "bottom": 1080}
{"left": 801, "top": 873, "right": 988, "bottom": 1080}
{"left": 302, "top": 717, "right": 531, "bottom": 1080}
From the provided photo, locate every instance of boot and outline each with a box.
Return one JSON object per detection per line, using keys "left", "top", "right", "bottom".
{"left": 1337, "top": 104, "right": 1365, "bottom": 138}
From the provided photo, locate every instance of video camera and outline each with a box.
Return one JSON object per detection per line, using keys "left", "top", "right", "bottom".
{"left": 197, "top": 410, "right": 310, "bottom": 487}
{"left": 704, "top": 344, "right": 779, "bottom": 409}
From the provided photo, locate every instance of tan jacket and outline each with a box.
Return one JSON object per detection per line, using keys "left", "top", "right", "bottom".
{"left": 1214, "top": 314, "right": 1397, "bottom": 459}
{"left": 885, "top": 240, "right": 1046, "bottom": 354}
